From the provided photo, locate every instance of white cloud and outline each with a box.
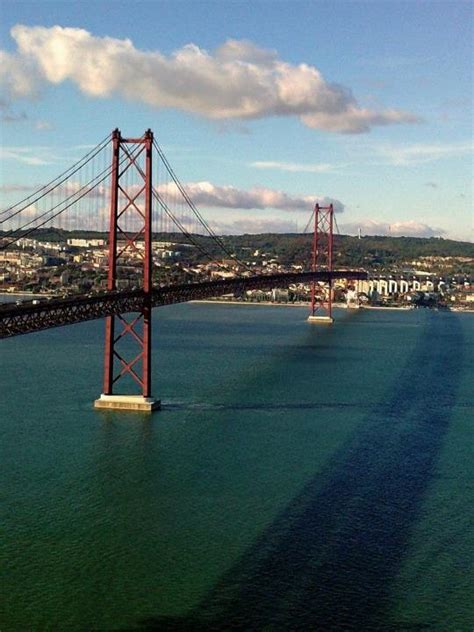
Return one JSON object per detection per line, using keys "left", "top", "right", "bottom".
{"left": 1, "top": 202, "right": 38, "bottom": 230}
{"left": 1, "top": 24, "right": 420, "bottom": 134}
{"left": 0, "top": 49, "right": 41, "bottom": 101}
{"left": 340, "top": 219, "right": 446, "bottom": 238}
{"left": 1, "top": 178, "right": 344, "bottom": 236}
{"left": 301, "top": 106, "right": 419, "bottom": 134}
{"left": 158, "top": 181, "right": 345, "bottom": 213}
{"left": 17, "top": 202, "right": 38, "bottom": 218}
{"left": 0, "top": 144, "right": 89, "bottom": 166}
{"left": 375, "top": 141, "right": 473, "bottom": 165}
{"left": 1, "top": 177, "right": 342, "bottom": 216}
{"left": 0, "top": 183, "right": 38, "bottom": 193}
{"left": 55, "top": 181, "right": 108, "bottom": 199}
{"left": 251, "top": 161, "right": 336, "bottom": 173}
{"left": 0, "top": 146, "right": 53, "bottom": 166}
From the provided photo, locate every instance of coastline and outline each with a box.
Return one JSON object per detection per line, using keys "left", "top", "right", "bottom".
{"left": 191, "top": 300, "right": 395, "bottom": 310}
{"left": 191, "top": 299, "right": 474, "bottom": 313}
{"left": 2, "top": 293, "right": 471, "bottom": 313}
{"left": 191, "top": 299, "right": 310, "bottom": 308}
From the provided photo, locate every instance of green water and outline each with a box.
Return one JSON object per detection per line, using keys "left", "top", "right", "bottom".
{"left": 1, "top": 304, "right": 473, "bottom": 630}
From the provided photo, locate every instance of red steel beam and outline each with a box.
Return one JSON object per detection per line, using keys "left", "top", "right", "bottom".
{"left": 103, "top": 128, "right": 121, "bottom": 394}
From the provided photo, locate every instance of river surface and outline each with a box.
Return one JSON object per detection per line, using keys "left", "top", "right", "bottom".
{"left": 1, "top": 304, "right": 473, "bottom": 630}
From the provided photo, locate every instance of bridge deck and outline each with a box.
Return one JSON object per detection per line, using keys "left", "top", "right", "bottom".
{"left": 0, "top": 270, "right": 366, "bottom": 338}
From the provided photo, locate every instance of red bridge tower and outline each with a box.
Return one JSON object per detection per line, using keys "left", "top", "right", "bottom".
{"left": 308, "top": 202, "right": 334, "bottom": 324}
{"left": 94, "top": 129, "right": 160, "bottom": 411}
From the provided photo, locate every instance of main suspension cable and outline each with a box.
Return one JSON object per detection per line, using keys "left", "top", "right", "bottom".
{"left": 0, "top": 143, "right": 142, "bottom": 250}
{"left": 153, "top": 139, "right": 252, "bottom": 272}
{"left": 0, "top": 134, "right": 110, "bottom": 222}
{"left": 152, "top": 187, "right": 233, "bottom": 271}
{"left": 119, "top": 142, "right": 241, "bottom": 273}
{"left": 302, "top": 207, "right": 315, "bottom": 234}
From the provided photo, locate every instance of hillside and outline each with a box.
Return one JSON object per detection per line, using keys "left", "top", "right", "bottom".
{"left": 2, "top": 229, "right": 473, "bottom": 274}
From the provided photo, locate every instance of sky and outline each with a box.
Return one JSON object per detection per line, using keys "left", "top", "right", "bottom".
{"left": 0, "top": 0, "right": 472, "bottom": 241}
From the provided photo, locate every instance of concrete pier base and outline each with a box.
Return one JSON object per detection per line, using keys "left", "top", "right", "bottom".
{"left": 94, "top": 394, "right": 161, "bottom": 412}
{"left": 307, "top": 315, "right": 334, "bottom": 324}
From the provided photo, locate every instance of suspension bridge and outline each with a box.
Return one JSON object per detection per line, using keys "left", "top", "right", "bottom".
{"left": 0, "top": 129, "right": 366, "bottom": 410}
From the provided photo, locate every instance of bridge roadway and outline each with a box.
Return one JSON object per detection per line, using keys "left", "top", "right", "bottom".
{"left": 0, "top": 270, "right": 367, "bottom": 339}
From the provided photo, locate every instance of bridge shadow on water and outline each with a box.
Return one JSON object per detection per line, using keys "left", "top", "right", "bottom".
{"left": 163, "top": 401, "right": 375, "bottom": 413}
{"left": 128, "top": 313, "right": 463, "bottom": 631}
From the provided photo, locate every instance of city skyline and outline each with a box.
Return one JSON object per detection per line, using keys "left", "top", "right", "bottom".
{"left": 1, "top": 0, "right": 472, "bottom": 241}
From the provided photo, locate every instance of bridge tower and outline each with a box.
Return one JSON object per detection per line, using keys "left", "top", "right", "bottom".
{"left": 94, "top": 129, "right": 160, "bottom": 411}
{"left": 308, "top": 203, "right": 334, "bottom": 324}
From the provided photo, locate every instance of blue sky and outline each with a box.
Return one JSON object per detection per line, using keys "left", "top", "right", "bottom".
{"left": 1, "top": 0, "right": 472, "bottom": 240}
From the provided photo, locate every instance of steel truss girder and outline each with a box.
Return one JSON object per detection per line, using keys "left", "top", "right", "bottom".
{"left": 0, "top": 270, "right": 367, "bottom": 339}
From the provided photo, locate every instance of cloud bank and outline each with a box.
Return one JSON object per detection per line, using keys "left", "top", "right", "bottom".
{"left": 158, "top": 181, "right": 344, "bottom": 213}
{"left": 341, "top": 219, "right": 446, "bottom": 238}
{"left": 1, "top": 24, "right": 420, "bottom": 133}
{"left": 2, "top": 178, "right": 343, "bottom": 217}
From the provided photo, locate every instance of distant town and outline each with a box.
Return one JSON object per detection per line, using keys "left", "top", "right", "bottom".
{"left": 1, "top": 229, "right": 473, "bottom": 311}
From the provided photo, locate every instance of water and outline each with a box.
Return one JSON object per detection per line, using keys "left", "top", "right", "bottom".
{"left": 1, "top": 304, "right": 473, "bottom": 630}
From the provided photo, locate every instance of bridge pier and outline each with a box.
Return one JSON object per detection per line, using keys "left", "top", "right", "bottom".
{"left": 308, "top": 315, "right": 334, "bottom": 324}
{"left": 94, "top": 394, "right": 160, "bottom": 412}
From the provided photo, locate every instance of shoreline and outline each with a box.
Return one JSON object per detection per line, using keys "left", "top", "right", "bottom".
{"left": 191, "top": 299, "right": 473, "bottom": 313}
{"left": 192, "top": 300, "right": 407, "bottom": 310}
{"left": 2, "top": 293, "right": 471, "bottom": 313}
{"left": 191, "top": 300, "right": 310, "bottom": 308}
